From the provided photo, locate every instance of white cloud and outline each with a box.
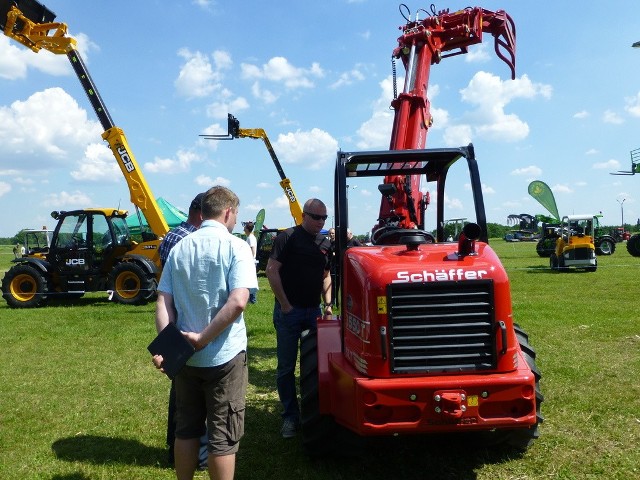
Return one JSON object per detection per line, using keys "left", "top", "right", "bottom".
{"left": 273, "top": 129, "right": 338, "bottom": 170}
{"left": 195, "top": 174, "right": 230, "bottom": 187}
{"left": 511, "top": 165, "right": 542, "bottom": 176}
{"left": 330, "top": 64, "right": 366, "bottom": 89}
{"left": 482, "top": 183, "right": 495, "bottom": 194}
{"left": 144, "top": 149, "right": 201, "bottom": 173}
{"left": 593, "top": 159, "right": 620, "bottom": 170}
{"left": 625, "top": 92, "right": 640, "bottom": 117}
{"left": 43, "top": 190, "right": 93, "bottom": 209}
{"left": 430, "top": 107, "right": 450, "bottom": 130}
{"left": 453, "top": 72, "right": 552, "bottom": 143}
{"left": 241, "top": 57, "right": 324, "bottom": 89}
{"left": 206, "top": 94, "right": 249, "bottom": 119}
{"left": 552, "top": 184, "right": 573, "bottom": 194}
{"left": 0, "top": 35, "right": 76, "bottom": 80}
{"left": 70, "top": 143, "right": 120, "bottom": 182}
{"left": 0, "top": 181, "right": 11, "bottom": 196}
{"left": 573, "top": 110, "right": 589, "bottom": 119}
{"left": 192, "top": 0, "right": 216, "bottom": 10}
{"left": 13, "top": 177, "right": 34, "bottom": 185}
{"left": 0, "top": 36, "right": 29, "bottom": 80}
{"left": 464, "top": 43, "right": 491, "bottom": 64}
{"left": 443, "top": 124, "right": 473, "bottom": 146}
{"left": 175, "top": 48, "right": 230, "bottom": 99}
{"left": 273, "top": 194, "right": 290, "bottom": 210}
{"left": 603, "top": 109, "right": 623, "bottom": 124}
{"left": 0, "top": 87, "right": 102, "bottom": 170}
{"left": 355, "top": 76, "right": 395, "bottom": 149}
{"left": 251, "top": 82, "right": 278, "bottom": 104}
{"left": 356, "top": 110, "right": 394, "bottom": 149}
{"left": 445, "top": 193, "right": 464, "bottom": 211}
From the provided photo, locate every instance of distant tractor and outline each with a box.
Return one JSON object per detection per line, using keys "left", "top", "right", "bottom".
{"left": 612, "top": 227, "right": 630, "bottom": 243}
{"left": 549, "top": 215, "right": 597, "bottom": 272}
{"left": 536, "top": 222, "right": 561, "bottom": 257}
{"left": 610, "top": 147, "right": 640, "bottom": 256}
{"left": 2, "top": 209, "right": 159, "bottom": 308}
{"left": 255, "top": 228, "right": 282, "bottom": 272}
{"left": 593, "top": 218, "right": 617, "bottom": 256}
{"left": 22, "top": 228, "right": 54, "bottom": 259}
{"left": 505, "top": 213, "right": 539, "bottom": 242}
{"left": 537, "top": 215, "right": 616, "bottom": 257}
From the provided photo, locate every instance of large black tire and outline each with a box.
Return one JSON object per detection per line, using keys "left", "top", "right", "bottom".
{"left": 300, "top": 329, "right": 363, "bottom": 457}
{"left": 536, "top": 238, "right": 555, "bottom": 257}
{"left": 557, "top": 254, "right": 567, "bottom": 271}
{"left": 595, "top": 238, "right": 615, "bottom": 256}
{"left": 494, "top": 324, "right": 544, "bottom": 450}
{"left": 476, "top": 324, "right": 544, "bottom": 451}
{"left": 108, "top": 262, "right": 154, "bottom": 305}
{"left": 1, "top": 264, "right": 49, "bottom": 308}
{"left": 626, "top": 234, "right": 640, "bottom": 257}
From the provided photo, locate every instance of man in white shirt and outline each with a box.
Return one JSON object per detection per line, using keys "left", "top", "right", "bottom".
{"left": 243, "top": 221, "right": 258, "bottom": 303}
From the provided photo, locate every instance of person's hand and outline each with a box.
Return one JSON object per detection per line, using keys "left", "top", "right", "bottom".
{"left": 322, "top": 304, "right": 333, "bottom": 319}
{"left": 182, "top": 331, "right": 205, "bottom": 351}
{"left": 152, "top": 354, "right": 165, "bottom": 372}
{"left": 281, "top": 304, "right": 294, "bottom": 315}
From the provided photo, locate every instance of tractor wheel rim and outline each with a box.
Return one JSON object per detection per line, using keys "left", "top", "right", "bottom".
{"left": 10, "top": 274, "right": 37, "bottom": 302}
{"left": 116, "top": 272, "right": 140, "bottom": 299}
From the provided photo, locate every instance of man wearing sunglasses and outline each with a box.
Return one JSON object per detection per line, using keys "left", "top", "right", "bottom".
{"left": 266, "top": 198, "right": 333, "bottom": 439}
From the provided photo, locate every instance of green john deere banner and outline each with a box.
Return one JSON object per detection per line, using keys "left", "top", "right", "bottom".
{"left": 528, "top": 181, "right": 559, "bottom": 221}
{"left": 254, "top": 208, "right": 266, "bottom": 233}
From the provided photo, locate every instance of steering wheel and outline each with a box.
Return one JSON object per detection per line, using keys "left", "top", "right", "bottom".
{"left": 372, "top": 227, "right": 435, "bottom": 246}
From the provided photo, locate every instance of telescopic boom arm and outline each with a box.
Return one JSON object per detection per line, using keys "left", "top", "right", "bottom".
{"left": 201, "top": 114, "right": 304, "bottom": 225}
{"left": 1, "top": 0, "right": 169, "bottom": 238}
{"left": 378, "top": 4, "right": 516, "bottom": 231}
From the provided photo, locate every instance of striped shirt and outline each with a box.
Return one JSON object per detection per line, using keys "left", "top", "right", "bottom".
{"left": 159, "top": 221, "right": 198, "bottom": 267}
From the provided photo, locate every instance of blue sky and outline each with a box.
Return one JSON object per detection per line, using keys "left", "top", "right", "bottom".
{"left": 1, "top": 0, "right": 640, "bottom": 238}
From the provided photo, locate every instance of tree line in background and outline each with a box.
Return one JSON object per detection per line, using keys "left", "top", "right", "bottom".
{"left": 3, "top": 221, "right": 636, "bottom": 246}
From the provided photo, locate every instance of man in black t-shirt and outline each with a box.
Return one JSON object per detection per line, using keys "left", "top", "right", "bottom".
{"left": 266, "top": 198, "right": 332, "bottom": 438}
{"left": 346, "top": 228, "right": 362, "bottom": 247}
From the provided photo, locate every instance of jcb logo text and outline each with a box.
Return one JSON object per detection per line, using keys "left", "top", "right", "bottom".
{"left": 117, "top": 146, "right": 135, "bottom": 173}
{"left": 66, "top": 258, "right": 85, "bottom": 266}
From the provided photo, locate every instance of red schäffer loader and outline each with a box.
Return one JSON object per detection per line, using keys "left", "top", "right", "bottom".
{"left": 301, "top": 5, "right": 543, "bottom": 455}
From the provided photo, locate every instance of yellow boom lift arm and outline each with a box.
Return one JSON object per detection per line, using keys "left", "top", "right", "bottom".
{"left": 201, "top": 114, "right": 303, "bottom": 225}
{"left": 1, "top": 0, "right": 169, "bottom": 238}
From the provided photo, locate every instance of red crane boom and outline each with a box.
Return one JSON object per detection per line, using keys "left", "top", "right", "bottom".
{"left": 378, "top": 5, "right": 516, "bottom": 230}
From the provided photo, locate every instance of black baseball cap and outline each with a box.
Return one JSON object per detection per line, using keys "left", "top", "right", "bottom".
{"left": 190, "top": 192, "right": 206, "bottom": 211}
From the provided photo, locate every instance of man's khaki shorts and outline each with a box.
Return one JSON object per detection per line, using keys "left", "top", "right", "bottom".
{"left": 175, "top": 351, "right": 247, "bottom": 455}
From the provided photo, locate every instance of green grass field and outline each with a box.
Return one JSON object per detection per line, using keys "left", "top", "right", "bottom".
{"left": 0, "top": 241, "right": 638, "bottom": 479}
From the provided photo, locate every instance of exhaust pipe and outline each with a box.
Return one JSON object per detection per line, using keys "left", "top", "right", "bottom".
{"left": 457, "top": 222, "right": 482, "bottom": 257}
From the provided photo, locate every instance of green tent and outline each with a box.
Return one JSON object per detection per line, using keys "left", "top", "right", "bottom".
{"left": 125, "top": 197, "right": 187, "bottom": 235}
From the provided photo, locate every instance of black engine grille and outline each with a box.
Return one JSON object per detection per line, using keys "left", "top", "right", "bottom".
{"left": 388, "top": 280, "right": 496, "bottom": 374}
{"left": 565, "top": 246, "right": 593, "bottom": 260}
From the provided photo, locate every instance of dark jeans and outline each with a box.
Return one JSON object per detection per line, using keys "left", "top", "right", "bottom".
{"left": 272, "top": 302, "right": 320, "bottom": 420}
{"left": 330, "top": 269, "right": 338, "bottom": 306}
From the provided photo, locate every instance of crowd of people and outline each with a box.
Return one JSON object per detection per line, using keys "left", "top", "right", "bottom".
{"left": 151, "top": 189, "right": 358, "bottom": 480}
